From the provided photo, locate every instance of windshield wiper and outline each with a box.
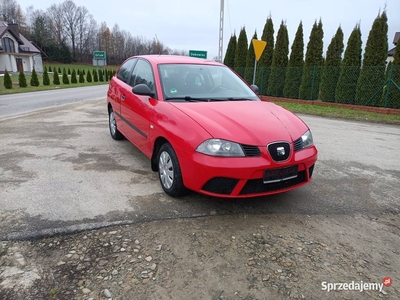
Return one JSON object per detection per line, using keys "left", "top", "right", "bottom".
{"left": 165, "top": 96, "right": 213, "bottom": 102}
{"left": 227, "top": 97, "right": 253, "bottom": 101}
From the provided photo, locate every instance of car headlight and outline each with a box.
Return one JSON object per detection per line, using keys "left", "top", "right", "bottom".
{"left": 196, "top": 139, "right": 245, "bottom": 157}
{"left": 301, "top": 130, "right": 314, "bottom": 149}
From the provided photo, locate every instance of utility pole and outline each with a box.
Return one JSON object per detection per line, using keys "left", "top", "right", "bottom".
{"left": 218, "top": 0, "right": 224, "bottom": 62}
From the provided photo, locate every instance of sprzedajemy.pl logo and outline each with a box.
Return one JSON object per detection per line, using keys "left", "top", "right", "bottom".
{"left": 321, "top": 277, "right": 392, "bottom": 293}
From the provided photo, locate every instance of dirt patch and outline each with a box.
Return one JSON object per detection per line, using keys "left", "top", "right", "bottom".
{"left": 1, "top": 212, "right": 399, "bottom": 300}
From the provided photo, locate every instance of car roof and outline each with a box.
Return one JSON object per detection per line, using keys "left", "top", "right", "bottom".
{"left": 134, "top": 55, "right": 224, "bottom": 66}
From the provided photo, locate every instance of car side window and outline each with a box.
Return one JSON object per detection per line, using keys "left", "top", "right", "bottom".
{"left": 117, "top": 58, "right": 137, "bottom": 83}
{"left": 130, "top": 59, "right": 156, "bottom": 92}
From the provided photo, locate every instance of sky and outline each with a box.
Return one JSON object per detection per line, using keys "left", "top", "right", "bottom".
{"left": 17, "top": 0, "right": 400, "bottom": 60}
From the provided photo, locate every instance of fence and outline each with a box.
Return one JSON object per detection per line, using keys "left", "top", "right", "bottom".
{"left": 233, "top": 64, "right": 400, "bottom": 109}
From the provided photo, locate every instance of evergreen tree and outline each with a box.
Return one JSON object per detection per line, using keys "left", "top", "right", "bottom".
{"left": 79, "top": 70, "right": 85, "bottom": 83}
{"left": 267, "top": 21, "right": 289, "bottom": 96}
{"left": 355, "top": 11, "right": 388, "bottom": 105}
{"left": 53, "top": 70, "right": 60, "bottom": 85}
{"left": 68, "top": 68, "right": 71, "bottom": 75}
{"left": 105, "top": 69, "right": 109, "bottom": 81}
{"left": 71, "top": 69, "right": 78, "bottom": 83}
{"left": 244, "top": 31, "right": 258, "bottom": 84}
{"left": 299, "top": 19, "right": 324, "bottom": 100}
{"left": 30, "top": 68, "right": 40, "bottom": 86}
{"left": 82, "top": 69, "right": 86, "bottom": 75}
{"left": 284, "top": 21, "right": 304, "bottom": 98}
{"left": 335, "top": 25, "right": 362, "bottom": 103}
{"left": 98, "top": 69, "right": 104, "bottom": 82}
{"left": 320, "top": 26, "right": 344, "bottom": 102}
{"left": 234, "top": 27, "right": 248, "bottom": 78}
{"left": 4, "top": 69, "right": 12, "bottom": 89}
{"left": 58, "top": 67, "right": 61, "bottom": 73}
{"left": 223, "top": 34, "right": 237, "bottom": 68}
{"left": 93, "top": 70, "right": 99, "bottom": 82}
{"left": 43, "top": 67, "right": 50, "bottom": 86}
{"left": 256, "top": 16, "right": 274, "bottom": 94}
{"left": 62, "top": 68, "right": 70, "bottom": 84}
{"left": 86, "top": 70, "right": 93, "bottom": 82}
{"left": 19, "top": 70, "right": 27, "bottom": 87}
{"left": 48, "top": 66, "right": 52, "bottom": 72}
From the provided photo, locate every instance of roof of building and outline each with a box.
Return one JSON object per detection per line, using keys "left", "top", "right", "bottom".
{"left": 394, "top": 32, "right": 400, "bottom": 45}
{"left": 0, "top": 20, "right": 40, "bottom": 53}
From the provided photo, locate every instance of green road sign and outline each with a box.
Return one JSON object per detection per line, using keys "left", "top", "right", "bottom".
{"left": 93, "top": 51, "right": 106, "bottom": 60}
{"left": 189, "top": 50, "right": 207, "bottom": 59}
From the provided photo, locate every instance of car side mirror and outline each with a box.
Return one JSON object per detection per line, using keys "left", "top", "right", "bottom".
{"left": 250, "top": 84, "right": 259, "bottom": 94}
{"left": 132, "top": 84, "right": 155, "bottom": 97}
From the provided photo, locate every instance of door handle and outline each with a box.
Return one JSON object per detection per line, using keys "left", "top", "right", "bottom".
{"left": 121, "top": 94, "right": 126, "bottom": 101}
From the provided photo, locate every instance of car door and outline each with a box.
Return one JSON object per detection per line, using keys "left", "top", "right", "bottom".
{"left": 111, "top": 58, "right": 137, "bottom": 133}
{"left": 120, "top": 59, "right": 156, "bottom": 157}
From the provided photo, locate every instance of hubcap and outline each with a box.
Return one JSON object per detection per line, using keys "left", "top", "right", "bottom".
{"left": 159, "top": 151, "right": 174, "bottom": 189}
{"left": 109, "top": 111, "right": 116, "bottom": 135}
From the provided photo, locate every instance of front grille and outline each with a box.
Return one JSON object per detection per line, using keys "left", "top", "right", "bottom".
{"left": 202, "top": 177, "right": 239, "bottom": 195}
{"left": 241, "top": 144, "right": 261, "bottom": 157}
{"left": 293, "top": 137, "right": 303, "bottom": 152}
{"left": 268, "top": 142, "right": 291, "bottom": 161}
{"left": 239, "top": 170, "right": 306, "bottom": 195}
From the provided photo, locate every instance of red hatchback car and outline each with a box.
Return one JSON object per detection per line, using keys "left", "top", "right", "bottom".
{"left": 107, "top": 55, "right": 317, "bottom": 198}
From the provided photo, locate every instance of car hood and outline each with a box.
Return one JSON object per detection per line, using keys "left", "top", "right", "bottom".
{"left": 169, "top": 101, "right": 308, "bottom": 146}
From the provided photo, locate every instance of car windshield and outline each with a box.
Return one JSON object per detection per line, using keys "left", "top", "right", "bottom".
{"left": 158, "top": 63, "right": 260, "bottom": 101}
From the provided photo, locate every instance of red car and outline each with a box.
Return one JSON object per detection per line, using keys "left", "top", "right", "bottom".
{"left": 107, "top": 55, "right": 317, "bottom": 198}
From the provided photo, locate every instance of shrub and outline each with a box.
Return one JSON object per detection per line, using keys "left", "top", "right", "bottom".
{"left": 43, "top": 67, "right": 50, "bottom": 85}
{"left": 93, "top": 69, "right": 98, "bottom": 82}
{"left": 86, "top": 70, "right": 92, "bottom": 82}
{"left": 98, "top": 69, "right": 104, "bottom": 82}
{"left": 30, "top": 68, "right": 40, "bottom": 86}
{"left": 53, "top": 70, "right": 60, "bottom": 85}
{"left": 71, "top": 69, "right": 77, "bottom": 83}
{"left": 19, "top": 70, "right": 27, "bottom": 87}
{"left": 79, "top": 70, "right": 85, "bottom": 83}
{"left": 62, "top": 68, "right": 69, "bottom": 84}
{"left": 4, "top": 69, "right": 12, "bottom": 89}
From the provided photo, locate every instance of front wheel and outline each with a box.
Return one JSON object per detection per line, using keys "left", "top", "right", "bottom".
{"left": 109, "top": 107, "right": 124, "bottom": 140}
{"left": 157, "top": 143, "right": 188, "bottom": 197}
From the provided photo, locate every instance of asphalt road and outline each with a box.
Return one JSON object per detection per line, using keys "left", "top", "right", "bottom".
{"left": 0, "top": 98, "right": 399, "bottom": 240}
{"left": 0, "top": 85, "right": 108, "bottom": 118}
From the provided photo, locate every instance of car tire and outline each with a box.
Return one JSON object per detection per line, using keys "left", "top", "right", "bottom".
{"left": 157, "top": 143, "right": 188, "bottom": 197}
{"left": 109, "top": 107, "right": 124, "bottom": 140}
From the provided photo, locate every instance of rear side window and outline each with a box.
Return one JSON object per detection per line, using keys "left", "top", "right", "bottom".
{"left": 117, "top": 58, "right": 137, "bottom": 83}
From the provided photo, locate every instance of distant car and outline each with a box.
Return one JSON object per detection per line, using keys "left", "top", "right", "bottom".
{"left": 107, "top": 55, "right": 317, "bottom": 198}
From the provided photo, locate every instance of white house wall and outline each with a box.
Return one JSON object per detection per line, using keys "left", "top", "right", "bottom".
{"left": 0, "top": 54, "right": 16, "bottom": 72}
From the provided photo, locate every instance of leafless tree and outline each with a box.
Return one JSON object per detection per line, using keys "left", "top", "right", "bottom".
{"left": 46, "top": 3, "right": 65, "bottom": 45}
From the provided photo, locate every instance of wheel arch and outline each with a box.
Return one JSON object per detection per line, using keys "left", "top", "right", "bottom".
{"left": 107, "top": 102, "right": 113, "bottom": 113}
{"left": 151, "top": 137, "right": 169, "bottom": 171}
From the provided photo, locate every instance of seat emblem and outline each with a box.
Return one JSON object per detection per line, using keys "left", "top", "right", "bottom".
{"left": 277, "top": 146, "right": 285, "bottom": 156}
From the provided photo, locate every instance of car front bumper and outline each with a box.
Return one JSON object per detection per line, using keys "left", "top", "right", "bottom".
{"left": 178, "top": 146, "right": 318, "bottom": 198}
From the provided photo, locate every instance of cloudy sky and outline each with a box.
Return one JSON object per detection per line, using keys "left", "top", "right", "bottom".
{"left": 18, "top": 0, "right": 400, "bottom": 60}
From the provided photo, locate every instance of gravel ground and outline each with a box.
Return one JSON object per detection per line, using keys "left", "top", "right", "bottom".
{"left": 1, "top": 211, "right": 399, "bottom": 300}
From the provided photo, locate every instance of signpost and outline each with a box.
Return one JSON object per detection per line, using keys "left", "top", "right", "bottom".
{"left": 93, "top": 51, "right": 106, "bottom": 60}
{"left": 189, "top": 50, "right": 208, "bottom": 59}
{"left": 251, "top": 39, "right": 267, "bottom": 85}
{"left": 93, "top": 51, "right": 107, "bottom": 81}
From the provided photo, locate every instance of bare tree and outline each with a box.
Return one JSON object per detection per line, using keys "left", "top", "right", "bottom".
{"left": 75, "top": 6, "right": 89, "bottom": 62}
{"left": 46, "top": 3, "right": 65, "bottom": 45}
{"left": 61, "top": 0, "right": 80, "bottom": 60}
